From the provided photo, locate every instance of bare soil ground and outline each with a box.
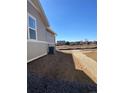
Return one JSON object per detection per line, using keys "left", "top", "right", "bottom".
{"left": 83, "top": 51, "right": 97, "bottom": 61}
{"left": 28, "top": 72, "right": 97, "bottom": 93}
{"left": 28, "top": 45, "right": 97, "bottom": 93}
{"left": 72, "top": 50, "right": 97, "bottom": 83}
{"left": 56, "top": 44, "right": 97, "bottom": 50}
{"left": 28, "top": 51, "right": 95, "bottom": 85}
{"left": 56, "top": 45, "right": 97, "bottom": 83}
{"left": 56, "top": 45, "right": 97, "bottom": 61}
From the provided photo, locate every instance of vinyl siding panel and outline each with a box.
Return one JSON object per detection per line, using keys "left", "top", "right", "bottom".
{"left": 47, "top": 32, "right": 55, "bottom": 43}
{"left": 27, "top": 40, "right": 48, "bottom": 62}
{"left": 27, "top": 0, "right": 55, "bottom": 62}
{"left": 27, "top": 1, "right": 47, "bottom": 41}
{"left": 47, "top": 32, "right": 55, "bottom": 46}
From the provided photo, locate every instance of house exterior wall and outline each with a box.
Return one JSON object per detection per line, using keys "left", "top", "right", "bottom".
{"left": 27, "top": 0, "right": 55, "bottom": 63}
{"left": 27, "top": 1, "right": 47, "bottom": 41}
{"left": 27, "top": 40, "right": 48, "bottom": 62}
{"left": 47, "top": 31, "right": 55, "bottom": 46}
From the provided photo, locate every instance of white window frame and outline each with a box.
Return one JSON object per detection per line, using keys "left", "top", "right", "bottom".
{"left": 28, "top": 13, "right": 37, "bottom": 40}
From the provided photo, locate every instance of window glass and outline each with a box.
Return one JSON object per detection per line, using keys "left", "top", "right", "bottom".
{"left": 29, "top": 28, "right": 36, "bottom": 39}
{"left": 29, "top": 16, "right": 35, "bottom": 29}
{"left": 28, "top": 15, "right": 37, "bottom": 40}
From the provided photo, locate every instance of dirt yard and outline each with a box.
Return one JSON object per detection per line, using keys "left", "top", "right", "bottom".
{"left": 28, "top": 45, "right": 97, "bottom": 93}
{"left": 83, "top": 51, "right": 97, "bottom": 61}
{"left": 28, "top": 51, "right": 96, "bottom": 85}
{"left": 56, "top": 44, "right": 97, "bottom": 50}
{"left": 56, "top": 45, "right": 97, "bottom": 61}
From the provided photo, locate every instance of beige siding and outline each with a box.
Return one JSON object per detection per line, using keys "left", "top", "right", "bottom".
{"left": 27, "top": 1, "right": 47, "bottom": 41}
{"left": 47, "top": 32, "right": 55, "bottom": 47}
{"left": 27, "top": 0, "right": 56, "bottom": 62}
{"left": 27, "top": 40, "right": 48, "bottom": 62}
{"left": 47, "top": 32, "right": 55, "bottom": 43}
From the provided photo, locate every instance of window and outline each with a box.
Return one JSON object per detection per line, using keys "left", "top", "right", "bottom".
{"left": 28, "top": 14, "right": 37, "bottom": 40}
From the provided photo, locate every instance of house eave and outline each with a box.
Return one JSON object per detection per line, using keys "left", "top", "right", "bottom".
{"left": 28, "top": 0, "right": 56, "bottom": 35}
{"left": 37, "top": 0, "right": 50, "bottom": 26}
{"left": 28, "top": 0, "right": 50, "bottom": 26}
{"left": 46, "top": 27, "right": 56, "bottom": 35}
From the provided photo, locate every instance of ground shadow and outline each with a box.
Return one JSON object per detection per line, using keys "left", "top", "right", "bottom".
{"left": 27, "top": 51, "right": 96, "bottom": 85}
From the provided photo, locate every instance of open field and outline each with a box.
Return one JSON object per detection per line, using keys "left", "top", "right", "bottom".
{"left": 56, "top": 44, "right": 97, "bottom": 51}
{"left": 56, "top": 45, "right": 97, "bottom": 61}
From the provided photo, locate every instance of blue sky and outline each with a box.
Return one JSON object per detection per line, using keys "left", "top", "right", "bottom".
{"left": 40, "top": 0, "right": 97, "bottom": 41}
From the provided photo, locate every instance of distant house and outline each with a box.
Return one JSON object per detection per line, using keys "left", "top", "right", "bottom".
{"left": 70, "top": 41, "right": 81, "bottom": 45}
{"left": 27, "top": 0, "right": 56, "bottom": 62}
{"left": 57, "top": 40, "right": 66, "bottom": 45}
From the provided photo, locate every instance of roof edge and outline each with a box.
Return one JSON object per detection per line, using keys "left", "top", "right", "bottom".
{"left": 28, "top": 0, "right": 50, "bottom": 26}
{"left": 37, "top": 0, "right": 50, "bottom": 26}
{"left": 46, "top": 27, "right": 56, "bottom": 35}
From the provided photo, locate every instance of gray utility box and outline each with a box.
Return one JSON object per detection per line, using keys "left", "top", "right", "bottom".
{"left": 48, "top": 46, "right": 55, "bottom": 54}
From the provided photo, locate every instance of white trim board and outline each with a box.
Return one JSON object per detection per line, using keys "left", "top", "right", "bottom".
{"left": 27, "top": 39, "right": 55, "bottom": 45}
{"left": 27, "top": 52, "right": 47, "bottom": 63}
